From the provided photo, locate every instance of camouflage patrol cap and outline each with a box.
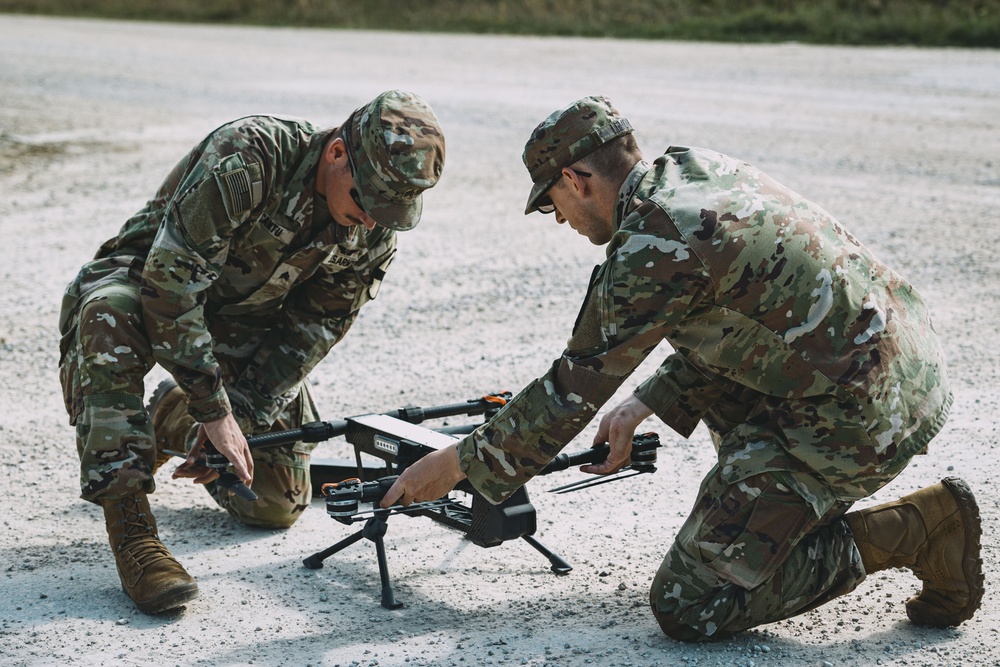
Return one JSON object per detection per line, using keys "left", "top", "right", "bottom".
{"left": 522, "top": 95, "right": 633, "bottom": 215}
{"left": 344, "top": 90, "right": 445, "bottom": 231}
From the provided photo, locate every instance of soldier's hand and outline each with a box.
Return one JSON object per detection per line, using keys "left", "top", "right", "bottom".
{"left": 584, "top": 395, "right": 654, "bottom": 475}
{"left": 171, "top": 435, "right": 218, "bottom": 484}
{"left": 381, "top": 444, "right": 466, "bottom": 508}
{"left": 173, "top": 413, "right": 254, "bottom": 487}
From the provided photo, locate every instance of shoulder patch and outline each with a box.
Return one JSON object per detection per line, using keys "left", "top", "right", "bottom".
{"left": 222, "top": 167, "right": 252, "bottom": 215}
{"left": 215, "top": 153, "right": 264, "bottom": 222}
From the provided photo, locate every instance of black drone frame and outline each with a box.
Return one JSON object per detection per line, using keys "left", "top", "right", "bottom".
{"left": 201, "top": 393, "right": 661, "bottom": 609}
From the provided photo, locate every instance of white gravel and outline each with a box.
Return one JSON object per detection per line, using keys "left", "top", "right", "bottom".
{"left": 1, "top": 14, "right": 999, "bottom": 667}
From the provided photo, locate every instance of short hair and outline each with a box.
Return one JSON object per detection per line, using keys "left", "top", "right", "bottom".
{"left": 574, "top": 133, "right": 643, "bottom": 184}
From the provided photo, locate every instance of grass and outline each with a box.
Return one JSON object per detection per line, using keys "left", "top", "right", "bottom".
{"left": 1, "top": 0, "right": 997, "bottom": 47}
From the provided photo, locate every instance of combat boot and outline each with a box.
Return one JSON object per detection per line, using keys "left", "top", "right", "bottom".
{"left": 845, "top": 477, "right": 983, "bottom": 627}
{"left": 148, "top": 378, "right": 189, "bottom": 474}
{"left": 100, "top": 494, "right": 199, "bottom": 614}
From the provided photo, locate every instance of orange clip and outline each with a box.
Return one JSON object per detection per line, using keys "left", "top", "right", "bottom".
{"left": 483, "top": 392, "right": 510, "bottom": 407}
{"left": 321, "top": 477, "right": 360, "bottom": 494}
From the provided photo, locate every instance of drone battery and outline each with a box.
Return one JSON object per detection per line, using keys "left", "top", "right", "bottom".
{"left": 468, "top": 487, "right": 537, "bottom": 547}
{"left": 346, "top": 414, "right": 459, "bottom": 465}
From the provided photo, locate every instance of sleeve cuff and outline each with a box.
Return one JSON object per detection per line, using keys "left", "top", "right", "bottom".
{"left": 633, "top": 372, "right": 680, "bottom": 421}
{"left": 633, "top": 365, "right": 722, "bottom": 439}
{"left": 185, "top": 387, "right": 232, "bottom": 424}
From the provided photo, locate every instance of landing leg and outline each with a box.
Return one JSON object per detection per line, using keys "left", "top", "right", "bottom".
{"left": 302, "top": 513, "right": 404, "bottom": 609}
{"left": 522, "top": 534, "right": 572, "bottom": 574}
{"left": 364, "top": 515, "right": 403, "bottom": 609}
{"left": 302, "top": 529, "right": 366, "bottom": 570}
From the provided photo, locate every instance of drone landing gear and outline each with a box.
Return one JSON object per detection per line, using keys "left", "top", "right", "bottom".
{"left": 522, "top": 534, "right": 572, "bottom": 575}
{"left": 303, "top": 511, "right": 402, "bottom": 610}
{"left": 303, "top": 511, "right": 571, "bottom": 609}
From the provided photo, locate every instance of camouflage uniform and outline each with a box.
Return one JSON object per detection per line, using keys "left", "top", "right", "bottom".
{"left": 457, "top": 97, "right": 950, "bottom": 639}
{"left": 59, "top": 92, "right": 445, "bottom": 528}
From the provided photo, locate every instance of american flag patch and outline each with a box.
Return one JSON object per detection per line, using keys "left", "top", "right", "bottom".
{"left": 222, "top": 167, "right": 253, "bottom": 216}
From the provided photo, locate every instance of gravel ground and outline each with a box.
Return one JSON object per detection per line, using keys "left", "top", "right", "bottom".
{"left": 1, "top": 14, "right": 999, "bottom": 667}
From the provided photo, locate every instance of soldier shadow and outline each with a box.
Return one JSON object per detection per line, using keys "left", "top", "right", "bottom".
{"left": 179, "top": 567, "right": 971, "bottom": 667}
{"left": 178, "top": 509, "right": 972, "bottom": 667}
{"left": 189, "top": 590, "right": 971, "bottom": 667}
{"left": 6, "top": 497, "right": 969, "bottom": 663}
{"left": 0, "top": 497, "right": 296, "bottom": 630}
{"left": 701, "top": 621, "right": 964, "bottom": 664}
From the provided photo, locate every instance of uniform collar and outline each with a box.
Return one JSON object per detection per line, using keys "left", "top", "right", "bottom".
{"left": 612, "top": 160, "right": 652, "bottom": 232}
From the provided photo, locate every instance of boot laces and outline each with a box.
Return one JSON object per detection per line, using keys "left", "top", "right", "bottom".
{"left": 115, "top": 498, "right": 176, "bottom": 570}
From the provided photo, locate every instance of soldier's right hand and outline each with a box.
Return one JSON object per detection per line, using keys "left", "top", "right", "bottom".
{"left": 381, "top": 444, "right": 466, "bottom": 508}
{"left": 173, "top": 413, "right": 254, "bottom": 487}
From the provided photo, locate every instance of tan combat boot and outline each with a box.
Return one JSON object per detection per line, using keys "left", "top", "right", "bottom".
{"left": 100, "top": 494, "right": 199, "bottom": 614}
{"left": 845, "top": 477, "right": 983, "bottom": 627}
{"left": 148, "top": 378, "right": 190, "bottom": 474}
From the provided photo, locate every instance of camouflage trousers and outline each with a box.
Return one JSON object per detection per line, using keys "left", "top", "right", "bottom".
{"left": 649, "top": 467, "right": 862, "bottom": 641}
{"left": 646, "top": 376, "right": 948, "bottom": 641}
{"left": 58, "top": 262, "right": 318, "bottom": 529}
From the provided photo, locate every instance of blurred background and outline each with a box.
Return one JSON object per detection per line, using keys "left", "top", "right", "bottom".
{"left": 1, "top": 0, "right": 998, "bottom": 47}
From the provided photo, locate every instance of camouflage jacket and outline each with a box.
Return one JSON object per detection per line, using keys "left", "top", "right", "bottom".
{"left": 458, "top": 148, "right": 951, "bottom": 508}
{"left": 72, "top": 116, "right": 396, "bottom": 429}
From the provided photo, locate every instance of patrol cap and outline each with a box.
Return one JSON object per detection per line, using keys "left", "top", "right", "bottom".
{"left": 522, "top": 95, "right": 633, "bottom": 215}
{"left": 344, "top": 90, "right": 445, "bottom": 231}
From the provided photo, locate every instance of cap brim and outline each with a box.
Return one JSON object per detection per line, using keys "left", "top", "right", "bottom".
{"left": 524, "top": 175, "right": 560, "bottom": 215}
{"left": 356, "top": 181, "right": 423, "bottom": 231}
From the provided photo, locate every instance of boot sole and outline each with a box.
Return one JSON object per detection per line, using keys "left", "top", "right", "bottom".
{"left": 130, "top": 581, "right": 200, "bottom": 615}
{"left": 906, "top": 476, "right": 984, "bottom": 627}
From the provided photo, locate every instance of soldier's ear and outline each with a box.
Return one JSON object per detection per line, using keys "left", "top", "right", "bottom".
{"left": 562, "top": 167, "right": 589, "bottom": 196}
{"left": 323, "top": 137, "right": 349, "bottom": 165}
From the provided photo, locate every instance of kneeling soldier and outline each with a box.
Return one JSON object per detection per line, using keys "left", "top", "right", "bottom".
{"left": 59, "top": 91, "right": 445, "bottom": 613}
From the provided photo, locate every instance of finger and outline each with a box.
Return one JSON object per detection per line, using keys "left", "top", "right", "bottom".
{"left": 579, "top": 457, "right": 627, "bottom": 476}
{"left": 229, "top": 462, "right": 249, "bottom": 484}
{"left": 231, "top": 435, "right": 254, "bottom": 483}
{"left": 607, "top": 429, "right": 634, "bottom": 464}
{"left": 172, "top": 462, "right": 211, "bottom": 479}
{"left": 172, "top": 462, "right": 195, "bottom": 478}
{"left": 191, "top": 470, "right": 220, "bottom": 485}
{"left": 380, "top": 478, "right": 407, "bottom": 508}
{"left": 185, "top": 440, "right": 205, "bottom": 465}
{"left": 593, "top": 416, "right": 611, "bottom": 446}
{"left": 230, "top": 451, "right": 253, "bottom": 486}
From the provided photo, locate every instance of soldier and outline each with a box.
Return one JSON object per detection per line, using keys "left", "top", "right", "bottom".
{"left": 383, "top": 96, "right": 982, "bottom": 640}
{"left": 58, "top": 90, "right": 445, "bottom": 614}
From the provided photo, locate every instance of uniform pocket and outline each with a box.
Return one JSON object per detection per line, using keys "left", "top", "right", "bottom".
{"left": 691, "top": 473, "right": 818, "bottom": 590}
